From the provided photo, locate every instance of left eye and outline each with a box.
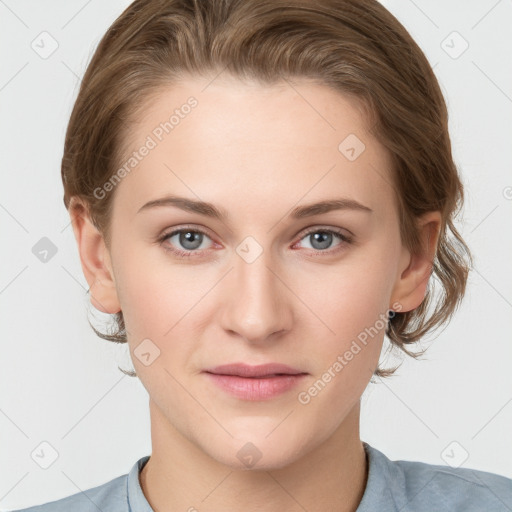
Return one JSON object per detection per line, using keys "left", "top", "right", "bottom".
{"left": 296, "top": 229, "right": 351, "bottom": 252}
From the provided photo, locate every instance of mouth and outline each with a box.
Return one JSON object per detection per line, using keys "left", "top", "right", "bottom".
{"left": 202, "top": 363, "right": 308, "bottom": 400}
{"left": 203, "top": 362, "right": 307, "bottom": 378}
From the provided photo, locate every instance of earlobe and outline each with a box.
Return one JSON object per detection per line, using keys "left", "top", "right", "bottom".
{"left": 69, "top": 198, "right": 121, "bottom": 314}
{"left": 389, "top": 211, "right": 442, "bottom": 313}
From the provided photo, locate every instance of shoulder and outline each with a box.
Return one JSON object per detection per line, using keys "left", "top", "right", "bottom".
{"left": 362, "top": 443, "right": 512, "bottom": 512}
{"left": 396, "top": 456, "right": 512, "bottom": 511}
{"left": 9, "top": 471, "right": 129, "bottom": 512}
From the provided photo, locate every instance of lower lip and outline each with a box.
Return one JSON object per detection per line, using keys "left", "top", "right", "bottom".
{"left": 203, "top": 372, "right": 307, "bottom": 400}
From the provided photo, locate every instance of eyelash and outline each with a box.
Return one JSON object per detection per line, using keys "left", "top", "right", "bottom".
{"left": 157, "top": 225, "right": 353, "bottom": 259}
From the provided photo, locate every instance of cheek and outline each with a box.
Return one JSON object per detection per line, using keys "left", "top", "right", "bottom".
{"left": 290, "top": 254, "right": 395, "bottom": 413}
{"left": 113, "top": 246, "right": 202, "bottom": 336}
{"left": 296, "top": 252, "right": 394, "bottom": 350}
{"left": 295, "top": 265, "right": 390, "bottom": 417}
{"left": 112, "top": 248, "right": 217, "bottom": 381}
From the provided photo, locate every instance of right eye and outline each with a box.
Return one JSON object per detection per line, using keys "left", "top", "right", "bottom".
{"left": 158, "top": 226, "right": 215, "bottom": 258}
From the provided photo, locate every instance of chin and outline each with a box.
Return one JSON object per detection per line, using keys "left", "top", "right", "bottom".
{"left": 204, "top": 429, "right": 310, "bottom": 472}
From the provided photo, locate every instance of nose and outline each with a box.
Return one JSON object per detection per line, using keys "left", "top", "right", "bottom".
{"left": 219, "top": 250, "right": 293, "bottom": 344}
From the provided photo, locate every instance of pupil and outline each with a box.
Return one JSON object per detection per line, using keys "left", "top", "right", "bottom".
{"left": 181, "top": 231, "right": 202, "bottom": 249}
{"left": 312, "top": 232, "right": 331, "bottom": 250}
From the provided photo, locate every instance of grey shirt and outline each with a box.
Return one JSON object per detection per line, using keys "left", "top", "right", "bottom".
{"left": 10, "top": 442, "right": 512, "bottom": 511}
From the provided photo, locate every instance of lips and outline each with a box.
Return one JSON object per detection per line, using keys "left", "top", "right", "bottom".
{"left": 202, "top": 363, "right": 308, "bottom": 400}
{"left": 203, "top": 363, "right": 307, "bottom": 378}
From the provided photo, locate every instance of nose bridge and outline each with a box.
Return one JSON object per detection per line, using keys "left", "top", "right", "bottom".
{"left": 220, "top": 245, "right": 291, "bottom": 342}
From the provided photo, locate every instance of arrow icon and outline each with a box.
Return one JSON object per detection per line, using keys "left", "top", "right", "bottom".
{"left": 236, "top": 441, "right": 263, "bottom": 467}
{"left": 31, "top": 441, "right": 59, "bottom": 468}
{"left": 135, "top": 339, "right": 161, "bottom": 365}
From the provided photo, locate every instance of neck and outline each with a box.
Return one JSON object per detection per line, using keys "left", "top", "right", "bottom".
{"left": 140, "top": 399, "right": 367, "bottom": 512}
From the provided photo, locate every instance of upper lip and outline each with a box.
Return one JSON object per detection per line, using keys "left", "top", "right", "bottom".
{"left": 203, "top": 363, "right": 307, "bottom": 378}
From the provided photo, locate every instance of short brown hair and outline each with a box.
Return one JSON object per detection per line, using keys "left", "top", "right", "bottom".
{"left": 62, "top": 0, "right": 472, "bottom": 378}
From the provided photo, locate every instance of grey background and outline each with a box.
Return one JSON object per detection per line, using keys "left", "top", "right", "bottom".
{"left": 1, "top": 0, "right": 511, "bottom": 509}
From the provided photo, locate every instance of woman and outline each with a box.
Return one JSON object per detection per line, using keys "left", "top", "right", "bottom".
{"left": 13, "top": 0, "right": 512, "bottom": 510}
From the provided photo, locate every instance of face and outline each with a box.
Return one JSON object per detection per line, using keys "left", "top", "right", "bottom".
{"left": 101, "top": 74, "right": 410, "bottom": 470}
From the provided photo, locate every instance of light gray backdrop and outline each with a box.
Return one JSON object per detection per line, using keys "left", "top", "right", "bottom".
{"left": 1, "top": 0, "right": 511, "bottom": 509}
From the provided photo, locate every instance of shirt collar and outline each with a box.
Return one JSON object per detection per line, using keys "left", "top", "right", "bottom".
{"left": 355, "top": 441, "right": 403, "bottom": 511}
{"left": 127, "top": 455, "right": 152, "bottom": 511}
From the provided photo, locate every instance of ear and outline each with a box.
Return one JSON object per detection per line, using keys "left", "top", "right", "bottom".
{"left": 389, "top": 211, "right": 442, "bottom": 313}
{"left": 69, "top": 197, "right": 121, "bottom": 314}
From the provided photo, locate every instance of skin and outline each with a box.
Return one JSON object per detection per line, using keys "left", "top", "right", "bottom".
{"left": 70, "top": 74, "right": 441, "bottom": 512}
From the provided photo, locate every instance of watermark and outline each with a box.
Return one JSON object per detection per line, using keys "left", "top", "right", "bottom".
{"left": 297, "top": 301, "right": 402, "bottom": 405}
{"left": 133, "top": 338, "right": 161, "bottom": 366}
{"left": 236, "top": 441, "right": 263, "bottom": 468}
{"left": 440, "top": 31, "right": 469, "bottom": 60}
{"left": 440, "top": 440, "right": 469, "bottom": 468}
{"left": 338, "top": 133, "right": 366, "bottom": 161}
{"left": 32, "top": 236, "right": 58, "bottom": 263}
{"left": 93, "top": 96, "right": 198, "bottom": 200}
{"left": 236, "top": 236, "right": 264, "bottom": 264}
{"left": 31, "top": 31, "right": 59, "bottom": 59}
{"left": 31, "top": 441, "right": 59, "bottom": 469}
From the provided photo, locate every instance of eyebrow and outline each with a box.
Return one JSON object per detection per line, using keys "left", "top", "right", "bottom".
{"left": 137, "top": 195, "right": 373, "bottom": 220}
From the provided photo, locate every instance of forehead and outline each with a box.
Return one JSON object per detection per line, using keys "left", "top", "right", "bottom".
{"left": 112, "top": 75, "right": 396, "bottom": 222}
